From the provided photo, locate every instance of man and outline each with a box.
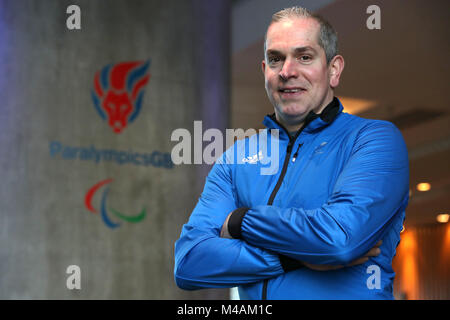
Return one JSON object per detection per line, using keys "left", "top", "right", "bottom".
{"left": 174, "top": 7, "right": 409, "bottom": 299}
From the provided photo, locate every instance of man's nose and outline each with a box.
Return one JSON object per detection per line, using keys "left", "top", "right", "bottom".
{"left": 279, "top": 57, "right": 298, "bottom": 81}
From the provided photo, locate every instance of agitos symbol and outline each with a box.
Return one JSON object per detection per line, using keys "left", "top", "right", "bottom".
{"left": 91, "top": 60, "right": 150, "bottom": 134}
{"left": 84, "top": 179, "right": 146, "bottom": 229}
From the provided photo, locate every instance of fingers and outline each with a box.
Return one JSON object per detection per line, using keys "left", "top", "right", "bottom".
{"left": 302, "top": 262, "right": 343, "bottom": 271}
{"left": 365, "top": 240, "right": 383, "bottom": 257}
{"left": 347, "top": 257, "right": 368, "bottom": 266}
{"left": 366, "top": 246, "right": 381, "bottom": 257}
{"left": 306, "top": 240, "right": 385, "bottom": 270}
{"left": 347, "top": 241, "right": 383, "bottom": 267}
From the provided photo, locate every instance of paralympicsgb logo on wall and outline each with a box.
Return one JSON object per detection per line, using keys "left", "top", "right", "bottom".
{"left": 91, "top": 60, "right": 150, "bottom": 133}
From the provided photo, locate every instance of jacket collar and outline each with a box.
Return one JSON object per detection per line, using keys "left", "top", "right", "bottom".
{"left": 263, "top": 97, "right": 343, "bottom": 136}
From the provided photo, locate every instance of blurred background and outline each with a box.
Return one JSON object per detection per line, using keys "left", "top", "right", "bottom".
{"left": 0, "top": 0, "right": 448, "bottom": 300}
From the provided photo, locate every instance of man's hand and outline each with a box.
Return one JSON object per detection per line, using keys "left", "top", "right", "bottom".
{"left": 301, "top": 240, "right": 383, "bottom": 271}
{"left": 220, "top": 212, "right": 233, "bottom": 239}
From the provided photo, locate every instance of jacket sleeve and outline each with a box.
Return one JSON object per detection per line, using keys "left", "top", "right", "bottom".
{"left": 228, "top": 121, "right": 409, "bottom": 266}
{"left": 174, "top": 152, "right": 290, "bottom": 290}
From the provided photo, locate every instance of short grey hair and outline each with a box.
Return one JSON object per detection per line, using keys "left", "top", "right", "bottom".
{"left": 264, "top": 6, "right": 339, "bottom": 64}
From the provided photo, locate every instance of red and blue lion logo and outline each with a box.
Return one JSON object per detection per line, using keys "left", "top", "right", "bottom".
{"left": 91, "top": 61, "right": 150, "bottom": 133}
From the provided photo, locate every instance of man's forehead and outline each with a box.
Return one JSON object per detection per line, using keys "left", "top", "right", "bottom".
{"left": 265, "top": 17, "right": 320, "bottom": 50}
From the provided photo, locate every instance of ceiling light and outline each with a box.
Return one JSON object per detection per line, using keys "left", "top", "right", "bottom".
{"left": 436, "top": 214, "right": 449, "bottom": 224}
{"left": 416, "top": 182, "right": 431, "bottom": 192}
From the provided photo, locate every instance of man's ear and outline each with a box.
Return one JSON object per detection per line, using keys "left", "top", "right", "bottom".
{"left": 261, "top": 59, "right": 266, "bottom": 74}
{"left": 329, "top": 55, "right": 345, "bottom": 88}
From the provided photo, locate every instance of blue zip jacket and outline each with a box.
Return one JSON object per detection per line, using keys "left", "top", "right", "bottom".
{"left": 174, "top": 98, "right": 409, "bottom": 299}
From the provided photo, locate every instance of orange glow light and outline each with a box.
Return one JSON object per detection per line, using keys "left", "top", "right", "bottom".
{"left": 416, "top": 183, "right": 431, "bottom": 192}
{"left": 436, "top": 214, "right": 449, "bottom": 224}
{"left": 398, "top": 230, "right": 419, "bottom": 299}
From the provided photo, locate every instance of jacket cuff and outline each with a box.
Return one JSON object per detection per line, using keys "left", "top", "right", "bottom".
{"left": 279, "top": 254, "right": 304, "bottom": 273}
{"left": 227, "top": 207, "right": 249, "bottom": 239}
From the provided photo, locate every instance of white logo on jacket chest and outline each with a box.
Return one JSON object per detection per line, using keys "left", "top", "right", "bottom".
{"left": 242, "top": 151, "right": 264, "bottom": 164}
{"left": 314, "top": 142, "right": 328, "bottom": 154}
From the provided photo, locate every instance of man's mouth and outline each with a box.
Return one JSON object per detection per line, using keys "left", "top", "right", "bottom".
{"left": 278, "top": 87, "right": 306, "bottom": 97}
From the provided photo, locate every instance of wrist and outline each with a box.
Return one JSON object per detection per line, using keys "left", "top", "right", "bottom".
{"left": 227, "top": 207, "right": 249, "bottom": 239}
{"left": 279, "top": 254, "right": 304, "bottom": 272}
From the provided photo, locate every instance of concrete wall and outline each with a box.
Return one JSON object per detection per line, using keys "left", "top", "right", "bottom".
{"left": 0, "top": 0, "right": 230, "bottom": 299}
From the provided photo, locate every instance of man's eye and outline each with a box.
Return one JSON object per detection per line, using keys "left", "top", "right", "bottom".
{"left": 299, "top": 55, "right": 311, "bottom": 61}
{"left": 269, "top": 57, "right": 281, "bottom": 63}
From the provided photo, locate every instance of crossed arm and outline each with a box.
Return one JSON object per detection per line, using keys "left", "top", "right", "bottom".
{"left": 220, "top": 212, "right": 382, "bottom": 271}
{"left": 174, "top": 122, "right": 409, "bottom": 290}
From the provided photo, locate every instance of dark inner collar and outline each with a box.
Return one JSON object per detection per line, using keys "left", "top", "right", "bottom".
{"left": 269, "top": 96, "right": 340, "bottom": 131}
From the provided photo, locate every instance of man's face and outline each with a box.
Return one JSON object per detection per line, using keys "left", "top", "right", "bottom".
{"left": 263, "top": 17, "right": 335, "bottom": 128}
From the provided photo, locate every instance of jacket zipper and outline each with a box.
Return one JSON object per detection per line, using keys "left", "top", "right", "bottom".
{"left": 262, "top": 121, "right": 304, "bottom": 300}
{"left": 266, "top": 140, "right": 294, "bottom": 205}
{"left": 292, "top": 143, "right": 303, "bottom": 163}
